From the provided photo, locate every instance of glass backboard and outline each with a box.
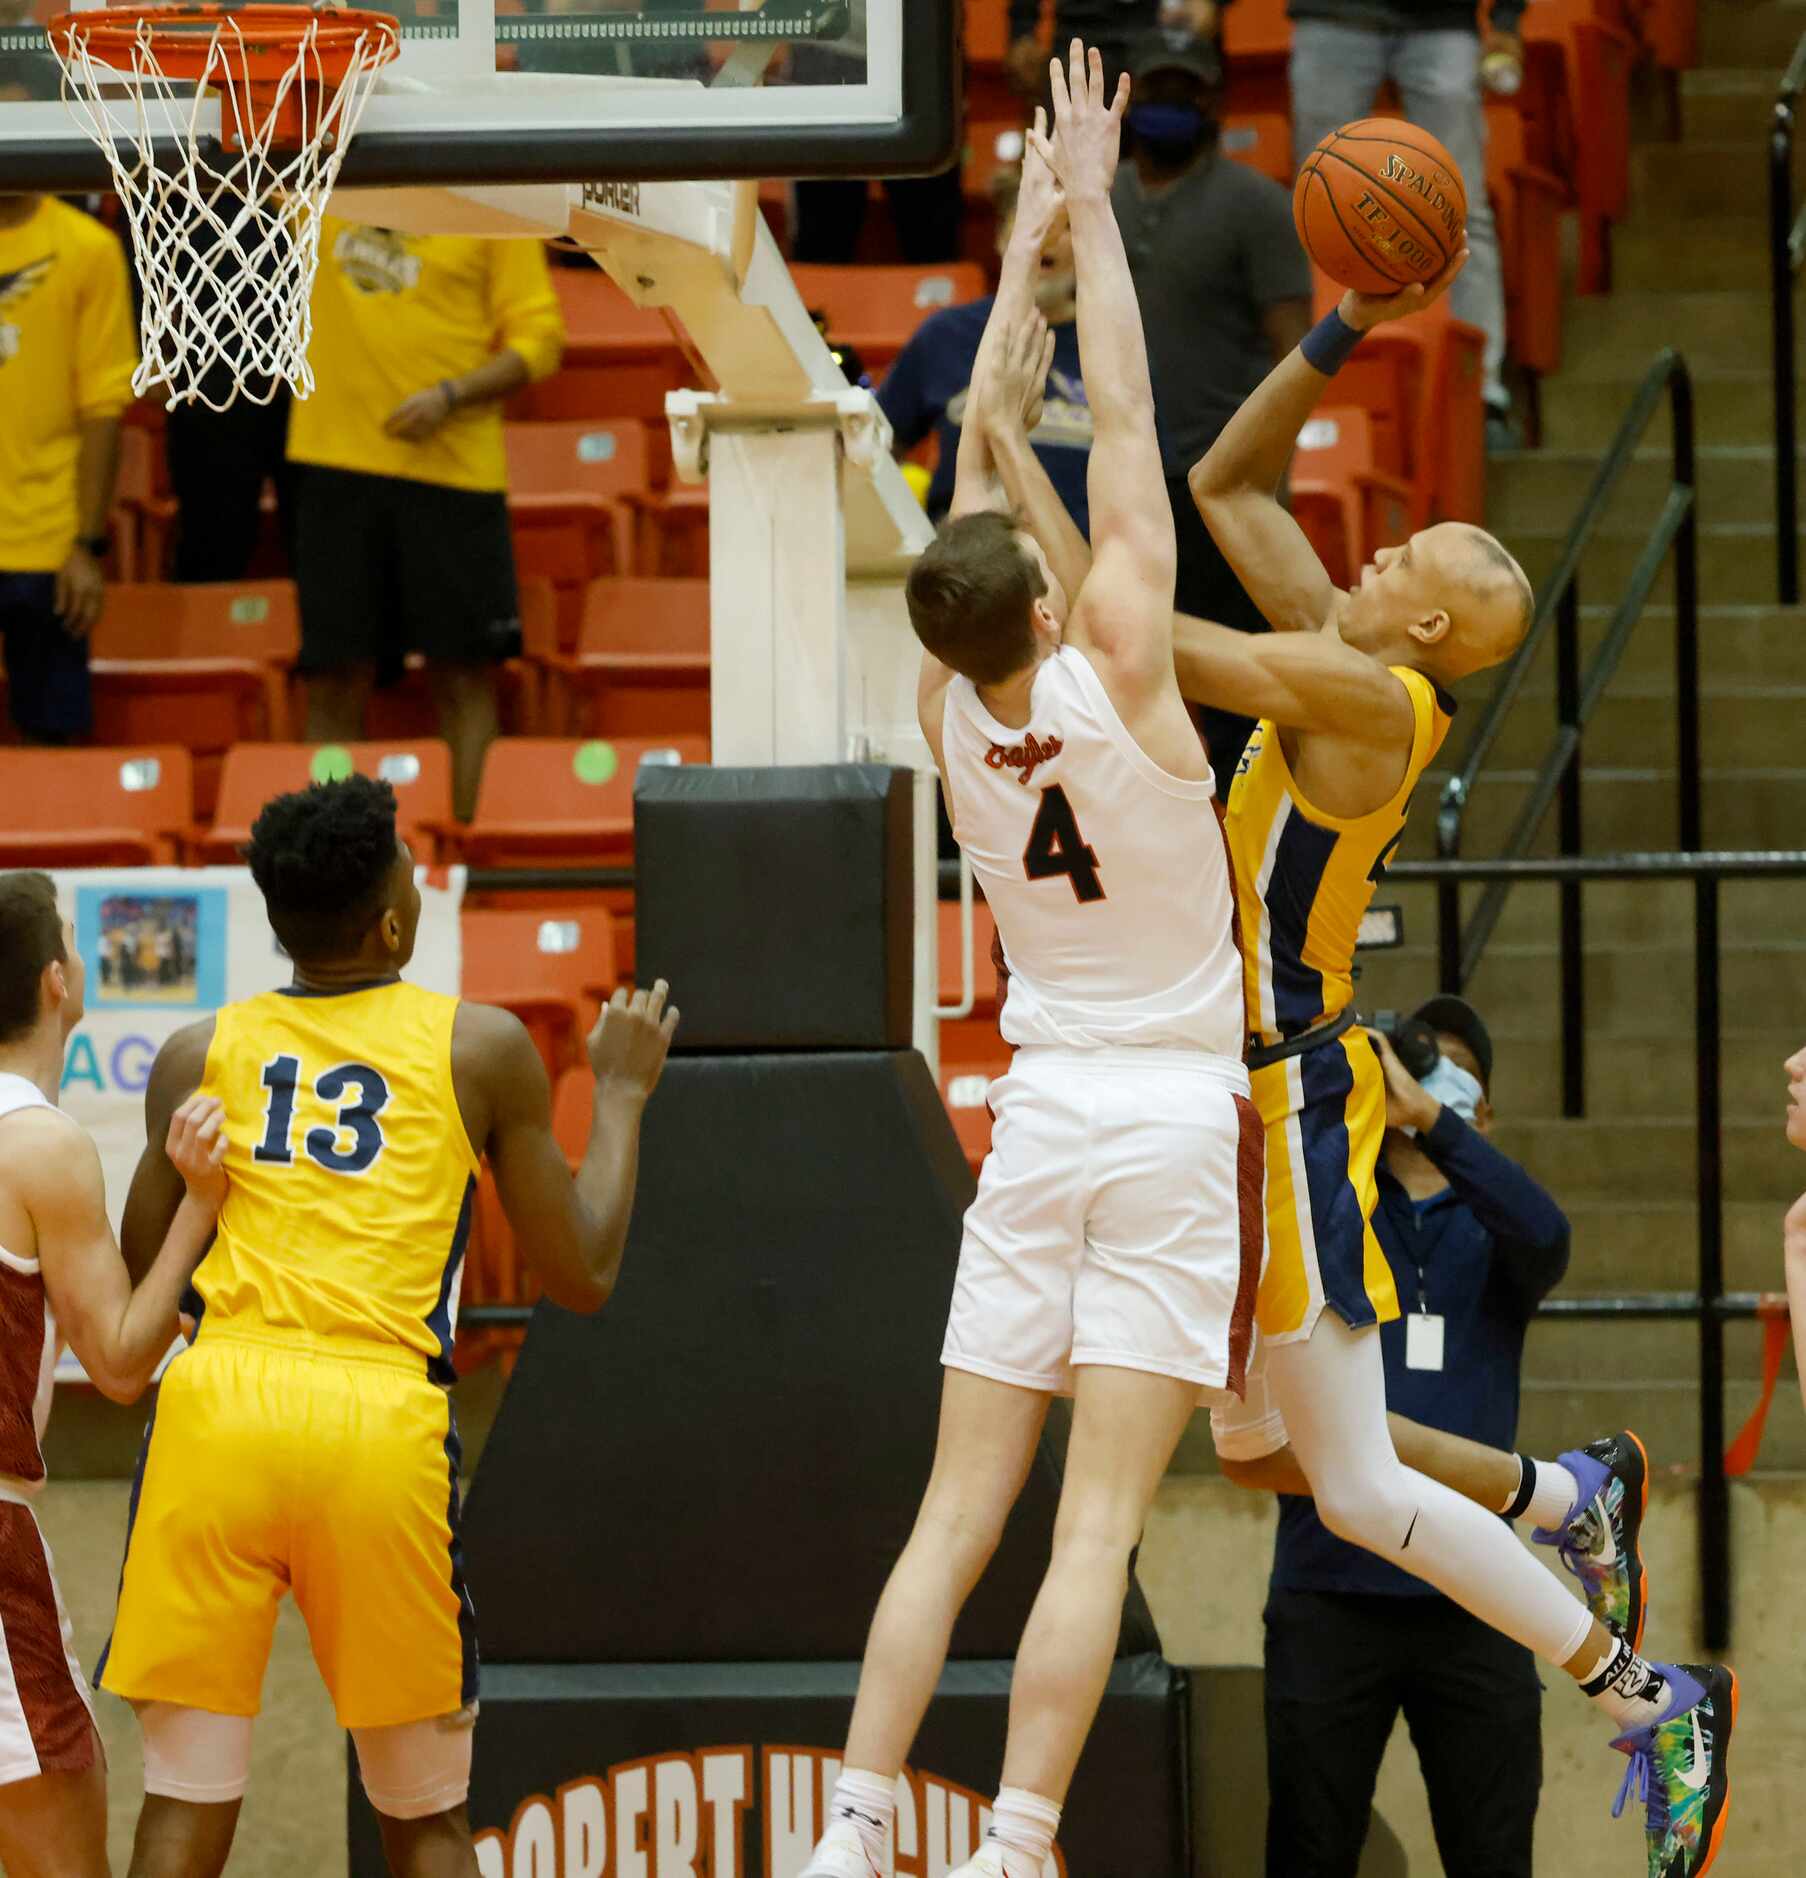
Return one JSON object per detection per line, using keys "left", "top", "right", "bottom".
{"left": 0, "top": 0, "right": 957, "bottom": 192}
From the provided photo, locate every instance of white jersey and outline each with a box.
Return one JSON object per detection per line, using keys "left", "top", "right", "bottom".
{"left": 0, "top": 1073, "right": 56, "bottom": 1498}
{"left": 940, "top": 646, "right": 1245, "bottom": 1058}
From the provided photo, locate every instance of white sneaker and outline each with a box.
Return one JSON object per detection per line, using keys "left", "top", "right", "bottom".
{"left": 800, "top": 1818, "right": 889, "bottom": 1878}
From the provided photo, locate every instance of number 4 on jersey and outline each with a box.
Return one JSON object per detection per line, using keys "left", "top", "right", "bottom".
{"left": 1024, "top": 783, "right": 1105, "bottom": 904}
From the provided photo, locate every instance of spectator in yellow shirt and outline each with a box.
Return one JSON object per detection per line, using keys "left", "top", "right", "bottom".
{"left": 288, "top": 220, "right": 564, "bottom": 819}
{"left": 0, "top": 74, "right": 137, "bottom": 743}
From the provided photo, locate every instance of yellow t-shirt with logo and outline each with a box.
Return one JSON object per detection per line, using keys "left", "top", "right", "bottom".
{"left": 288, "top": 220, "right": 564, "bottom": 493}
{"left": 0, "top": 199, "right": 137, "bottom": 573}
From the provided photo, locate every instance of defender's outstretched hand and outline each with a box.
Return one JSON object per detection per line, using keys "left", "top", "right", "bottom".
{"left": 165, "top": 1095, "right": 228, "bottom": 1215}
{"left": 1029, "top": 40, "right": 1129, "bottom": 200}
{"left": 979, "top": 302, "right": 1057, "bottom": 440}
{"left": 1340, "top": 248, "right": 1470, "bottom": 333}
{"left": 588, "top": 979, "right": 680, "bottom": 1101}
{"left": 1011, "top": 108, "right": 1066, "bottom": 247}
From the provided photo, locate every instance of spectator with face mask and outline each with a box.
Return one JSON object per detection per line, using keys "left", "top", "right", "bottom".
{"left": 1110, "top": 27, "right": 1312, "bottom": 782}
{"left": 1256, "top": 995, "right": 1572, "bottom": 1877}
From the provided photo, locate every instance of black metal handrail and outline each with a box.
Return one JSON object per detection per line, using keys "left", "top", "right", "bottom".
{"left": 1772, "top": 30, "right": 1806, "bottom": 602}
{"left": 1388, "top": 847, "right": 1806, "bottom": 1653}
{"left": 1433, "top": 351, "right": 1697, "bottom": 1118}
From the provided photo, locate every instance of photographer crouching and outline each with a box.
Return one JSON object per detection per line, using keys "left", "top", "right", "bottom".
{"left": 1258, "top": 996, "right": 1572, "bottom": 1878}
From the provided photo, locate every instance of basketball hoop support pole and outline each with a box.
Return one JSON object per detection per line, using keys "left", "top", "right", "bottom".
{"left": 551, "top": 189, "right": 940, "bottom": 1059}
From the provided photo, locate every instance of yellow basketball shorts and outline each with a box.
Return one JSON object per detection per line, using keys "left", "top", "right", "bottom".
{"left": 97, "top": 1329, "right": 476, "bottom": 1730}
{"left": 1250, "top": 1026, "right": 1398, "bottom": 1345}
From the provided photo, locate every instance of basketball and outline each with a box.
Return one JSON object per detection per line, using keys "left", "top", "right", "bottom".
{"left": 1293, "top": 117, "right": 1468, "bottom": 297}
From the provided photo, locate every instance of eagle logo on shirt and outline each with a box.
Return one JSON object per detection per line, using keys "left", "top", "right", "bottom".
{"left": 0, "top": 254, "right": 53, "bottom": 368}
{"left": 333, "top": 226, "right": 422, "bottom": 297}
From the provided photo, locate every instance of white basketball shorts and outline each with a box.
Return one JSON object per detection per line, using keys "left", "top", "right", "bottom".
{"left": 941, "top": 1045, "right": 1265, "bottom": 1398}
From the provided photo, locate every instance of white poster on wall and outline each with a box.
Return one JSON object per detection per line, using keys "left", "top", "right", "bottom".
{"left": 45, "top": 865, "right": 464, "bottom": 1380}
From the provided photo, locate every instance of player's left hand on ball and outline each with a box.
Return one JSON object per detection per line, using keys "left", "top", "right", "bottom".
{"left": 587, "top": 979, "right": 680, "bottom": 1100}
{"left": 1340, "top": 248, "right": 1469, "bottom": 333}
{"left": 167, "top": 1095, "right": 229, "bottom": 1213}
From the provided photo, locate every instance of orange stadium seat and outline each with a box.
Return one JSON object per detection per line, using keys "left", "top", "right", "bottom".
{"left": 111, "top": 422, "right": 179, "bottom": 584}
{"left": 788, "top": 263, "right": 987, "bottom": 372}
{"left": 198, "top": 742, "right": 455, "bottom": 863}
{"left": 505, "top": 419, "right": 650, "bottom": 600}
{"left": 1485, "top": 100, "right": 1567, "bottom": 378}
{"left": 1220, "top": 113, "right": 1292, "bottom": 187}
{"left": 552, "top": 1064, "right": 597, "bottom": 1165}
{"left": 938, "top": 1023, "right": 1008, "bottom": 1176}
{"left": 460, "top": 905, "right": 618, "bottom": 1077}
{"left": 965, "top": 119, "right": 1027, "bottom": 206}
{"left": 1290, "top": 408, "right": 1415, "bottom": 591}
{"left": 461, "top": 735, "right": 710, "bottom": 869}
{"left": 0, "top": 747, "right": 191, "bottom": 867}
{"left": 511, "top": 270, "right": 697, "bottom": 425}
{"left": 966, "top": 0, "right": 1011, "bottom": 67}
{"left": 553, "top": 578, "right": 710, "bottom": 740}
{"left": 1311, "top": 270, "right": 1486, "bottom": 527}
{"left": 1220, "top": 0, "right": 1293, "bottom": 117}
{"left": 1521, "top": 0, "right": 1634, "bottom": 293}
{"left": 87, "top": 582, "right": 298, "bottom": 820}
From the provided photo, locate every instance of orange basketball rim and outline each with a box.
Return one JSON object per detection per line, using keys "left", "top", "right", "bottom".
{"left": 46, "top": 3, "right": 399, "bottom": 150}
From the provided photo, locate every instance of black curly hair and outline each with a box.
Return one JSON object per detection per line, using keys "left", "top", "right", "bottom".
{"left": 243, "top": 775, "right": 403, "bottom": 963}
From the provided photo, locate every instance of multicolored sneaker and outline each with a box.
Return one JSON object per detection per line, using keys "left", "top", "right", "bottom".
{"left": 801, "top": 1820, "right": 890, "bottom": 1878}
{"left": 1611, "top": 1663, "right": 1738, "bottom": 1877}
{"left": 1534, "top": 1430, "right": 1649, "bottom": 1649}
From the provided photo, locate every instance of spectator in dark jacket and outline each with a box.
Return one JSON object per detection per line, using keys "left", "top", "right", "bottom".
{"left": 1258, "top": 996, "right": 1569, "bottom": 1877}
{"left": 1288, "top": 0, "right": 1524, "bottom": 448}
{"left": 876, "top": 162, "right": 1090, "bottom": 535}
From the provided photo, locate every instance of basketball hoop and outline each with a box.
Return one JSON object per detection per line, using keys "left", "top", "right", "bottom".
{"left": 47, "top": 4, "right": 400, "bottom": 410}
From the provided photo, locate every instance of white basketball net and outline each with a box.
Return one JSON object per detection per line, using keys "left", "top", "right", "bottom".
{"left": 53, "top": 9, "right": 397, "bottom": 411}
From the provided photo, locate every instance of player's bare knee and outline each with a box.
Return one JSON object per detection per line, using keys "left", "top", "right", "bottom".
{"left": 1219, "top": 1453, "right": 1281, "bottom": 1493}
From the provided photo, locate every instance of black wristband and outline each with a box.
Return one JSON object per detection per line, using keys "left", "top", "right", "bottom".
{"left": 1300, "top": 307, "right": 1363, "bottom": 377}
{"left": 78, "top": 533, "right": 109, "bottom": 557}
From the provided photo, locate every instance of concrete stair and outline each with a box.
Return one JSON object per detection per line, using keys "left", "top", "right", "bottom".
{"left": 1346, "top": 9, "right": 1806, "bottom": 1480}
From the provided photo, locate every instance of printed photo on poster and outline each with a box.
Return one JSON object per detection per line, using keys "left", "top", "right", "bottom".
{"left": 78, "top": 886, "right": 228, "bottom": 1011}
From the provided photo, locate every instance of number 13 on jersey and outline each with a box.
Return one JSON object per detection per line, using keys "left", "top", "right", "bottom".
{"left": 255, "top": 1055, "right": 391, "bottom": 1174}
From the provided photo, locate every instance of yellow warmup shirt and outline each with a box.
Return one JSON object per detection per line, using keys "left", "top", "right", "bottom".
{"left": 1228, "top": 666, "right": 1455, "bottom": 1049}
{"left": 194, "top": 980, "right": 481, "bottom": 1379}
{"left": 0, "top": 199, "right": 136, "bottom": 573}
{"left": 288, "top": 219, "right": 563, "bottom": 492}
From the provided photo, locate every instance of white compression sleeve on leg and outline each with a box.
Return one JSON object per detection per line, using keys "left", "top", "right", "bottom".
{"left": 1267, "top": 1314, "right": 1596, "bottom": 1668}
{"left": 137, "top": 1703, "right": 255, "bottom": 1804}
{"left": 353, "top": 1708, "right": 476, "bottom": 1821}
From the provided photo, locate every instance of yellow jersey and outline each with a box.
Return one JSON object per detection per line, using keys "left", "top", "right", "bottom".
{"left": 288, "top": 219, "right": 564, "bottom": 493}
{"left": 1228, "top": 666, "right": 1454, "bottom": 1049}
{"left": 0, "top": 199, "right": 137, "bottom": 572}
{"left": 195, "top": 980, "right": 480, "bottom": 1380}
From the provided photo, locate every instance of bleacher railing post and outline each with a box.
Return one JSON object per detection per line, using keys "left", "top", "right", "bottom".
{"left": 1556, "top": 583, "right": 1584, "bottom": 1118}
{"left": 1672, "top": 361, "right": 1702, "bottom": 854}
{"left": 1774, "top": 89, "right": 1801, "bottom": 604}
{"left": 1695, "top": 872, "right": 1730, "bottom": 1653}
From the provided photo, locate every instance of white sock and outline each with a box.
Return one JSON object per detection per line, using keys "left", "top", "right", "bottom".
{"left": 1577, "top": 1635, "right": 1671, "bottom": 1734}
{"left": 1521, "top": 1456, "right": 1584, "bottom": 1530}
{"left": 985, "top": 1786, "right": 1060, "bottom": 1873}
{"left": 825, "top": 1769, "right": 895, "bottom": 1860}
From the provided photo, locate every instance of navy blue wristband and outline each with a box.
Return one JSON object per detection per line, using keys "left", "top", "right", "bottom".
{"left": 1300, "top": 308, "right": 1362, "bottom": 377}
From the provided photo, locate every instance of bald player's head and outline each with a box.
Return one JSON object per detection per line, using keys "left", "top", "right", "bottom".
{"left": 1336, "top": 523, "right": 1533, "bottom": 685}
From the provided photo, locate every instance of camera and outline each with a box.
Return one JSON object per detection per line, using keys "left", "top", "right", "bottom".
{"left": 1365, "top": 1011, "right": 1440, "bottom": 1081}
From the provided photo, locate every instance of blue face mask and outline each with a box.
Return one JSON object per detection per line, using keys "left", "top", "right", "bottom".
{"left": 1416, "top": 1057, "right": 1484, "bottom": 1127}
{"left": 1127, "top": 102, "right": 1209, "bottom": 158}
